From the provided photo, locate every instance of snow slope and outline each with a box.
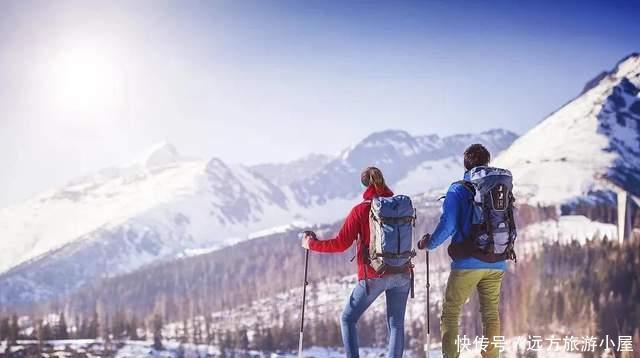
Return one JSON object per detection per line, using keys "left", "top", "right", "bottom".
{"left": 0, "top": 150, "right": 290, "bottom": 274}
{"left": 494, "top": 53, "right": 640, "bottom": 205}
{"left": 516, "top": 215, "right": 618, "bottom": 257}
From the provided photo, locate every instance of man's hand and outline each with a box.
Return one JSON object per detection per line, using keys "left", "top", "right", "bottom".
{"left": 301, "top": 230, "right": 317, "bottom": 250}
{"left": 417, "top": 233, "right": 431, "bottom": 250}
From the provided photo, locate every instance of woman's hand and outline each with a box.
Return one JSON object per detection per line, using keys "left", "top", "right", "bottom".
{"left": 301, "top": 230, "right": 317, "bottom": 250}
{"left": 301, "top": 236, "right": 310, "bottom": 249}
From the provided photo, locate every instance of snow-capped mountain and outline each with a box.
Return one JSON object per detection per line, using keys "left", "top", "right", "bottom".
{"left": 494, "top": 53, "right": 640, "bottom": 205}
{"left": 0, "top": 145, "right": 286, "bottom": 274}
{"left": 289, "top": 129, "right": 517, "bottom": 206}
{"left": 249, "top": 153, "right": 334, "bottom": 186}
{"left": 0, "top": 145, "right": 301, "bottom": 304}
{"left": 0, "top": 129, "right": 516, "bottom": 305}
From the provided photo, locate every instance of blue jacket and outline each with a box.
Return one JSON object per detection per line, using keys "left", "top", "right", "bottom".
{"left": 426, "top": 171, "right": 507, "bottom": 271}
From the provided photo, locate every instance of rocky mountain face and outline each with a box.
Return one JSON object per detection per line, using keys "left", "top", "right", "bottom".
{"left": 288, "top": 128, "right": 517, "bottom": 206}
{"left": 249, "top": 154, "right": 334, "bottom": 186}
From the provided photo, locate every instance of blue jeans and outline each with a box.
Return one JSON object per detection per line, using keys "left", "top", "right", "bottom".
{"left": 341, "top": 273, "right": 411, "bottom": 358}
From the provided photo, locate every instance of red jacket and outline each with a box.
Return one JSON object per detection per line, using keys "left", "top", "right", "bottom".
{"left": 308, "top": 185, "right": 394, "bottom": 280}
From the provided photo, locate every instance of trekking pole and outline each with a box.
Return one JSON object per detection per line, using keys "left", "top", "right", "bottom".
{"left": 423, "top": 234, "right": 431, "bottom": 357}
{"left": 298, "top": 231, "right": 313, "bottom": 358}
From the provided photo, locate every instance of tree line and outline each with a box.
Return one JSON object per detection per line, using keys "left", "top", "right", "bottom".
{"left": 3, "top": 202, "right": 638, "bottom": 356}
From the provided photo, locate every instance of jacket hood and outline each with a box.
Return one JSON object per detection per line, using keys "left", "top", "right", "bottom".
{"left": 362, "top": 185, "right": 394, "bottom": 200}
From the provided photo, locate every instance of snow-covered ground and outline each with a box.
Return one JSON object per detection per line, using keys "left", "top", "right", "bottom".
{"left": 0, "top": 340, "right": 586, "bottom": 357}
{"left": 517, "top": 215, "right": 618, "bottom": 257}
{"left": 522, "top": 215, "right": 617, "bottom": 243}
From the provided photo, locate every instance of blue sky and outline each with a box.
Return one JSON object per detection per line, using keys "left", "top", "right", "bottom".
{"left": 0, "top": 0, "right": 639, "bottom": 206}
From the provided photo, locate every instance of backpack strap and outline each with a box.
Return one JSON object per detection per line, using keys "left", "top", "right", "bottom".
{"left": 457, "top": 180, "right": 496, "bottom": 254}
{"left": 505, "top": 192, "right": 517, "bottom": 262}
{"left": 453, "top": 180, "right": 477, "bottom": 244}
{"left": 362, "top": 238, "right": 369, "bottom": 295}
{"left": 372, "top": 216, "right": 415, "bottom": 225}
{"left": 454, "top": 180, "right": 476, "bottom": 197}
{"left": 350, "top": 199, "right": 372, "bottom": 262}
{"left": 410, "top": 265, "right": 415, "bottom": 299}
{"left": 482, "top": 198, "right": 495, "bottom": 254}
{"left": 362, "top": 199, "right": 372, "bottom": 294}
{"left": 372, "top": 251, "right": 416, "bottom": 259}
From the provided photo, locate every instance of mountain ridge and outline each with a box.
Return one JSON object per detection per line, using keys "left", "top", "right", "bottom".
{"left": 0, "top": 128, "right": 517, "bottom": 306}
{"left": 494, "top": 53, "right": 640, "bottom": 205}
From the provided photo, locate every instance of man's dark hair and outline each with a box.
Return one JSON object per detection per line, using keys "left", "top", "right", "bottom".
{"left": 464, "top": 144, "right": 491, "bottom": 170}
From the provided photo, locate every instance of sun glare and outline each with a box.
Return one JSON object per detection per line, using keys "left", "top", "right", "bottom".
{"left": 47, "top": 45, "right": 123, "bottom": 114}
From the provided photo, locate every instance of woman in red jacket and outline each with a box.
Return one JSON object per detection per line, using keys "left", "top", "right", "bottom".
{"left": 301, "top": 167, "right": 411, "bottom": 358}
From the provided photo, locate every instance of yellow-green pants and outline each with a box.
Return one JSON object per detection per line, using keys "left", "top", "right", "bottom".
{"left": 441, "top": 269, "right": 504, "bottom": 358}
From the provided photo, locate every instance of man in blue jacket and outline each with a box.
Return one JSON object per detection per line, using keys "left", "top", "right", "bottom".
{"left": 418, "top": 144, "right": 507, "bottom": 358}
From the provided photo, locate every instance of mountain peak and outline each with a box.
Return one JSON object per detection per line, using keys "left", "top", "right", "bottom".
{"left": 478, "top": 128, "right": 519, "bottom": 142}
{"left": 494, "top": 53, "right": 640, "bottom": 204}
{"left": 480, "top": 128, "right": 517, "bottom": 136}
{"left": 614, "top": 53, "right": 640, "bottom": 81}
{"left": 582, "top": 53, "right": 640, "bottom": 95}
{"left": 362, "top": 129, "right": 413, "bottom": 143}
{"left": 141, "top": 141, "right": 182, "bottom": 168}
{"left": 617, "top": 52, "right": 640, "bottom": 67}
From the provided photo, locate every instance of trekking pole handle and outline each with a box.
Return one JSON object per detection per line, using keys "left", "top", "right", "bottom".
{"left": 302, "top": 230, "right": 317, "bottom": 240}
{"left": 418, "top": 233, "right": 430, "bottom": 250}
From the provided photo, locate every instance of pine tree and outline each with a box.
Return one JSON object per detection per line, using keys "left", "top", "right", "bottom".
{"left": 224, "top": 329, "right": 234, "bottom": 349}
{"left": 129, "top": 316, "right": 139, "bottom": 340}
{"left": 219, "top": 329, "right": 232, "bottom": 358}
{"left": 8, "top": 313, "right": 18, "bottom": 344}
{"left": 87, "top": 311, "right": 99, "bottom": 339}
{"left": 237, "top": 327, "right": 249, "bottom": 351}
{"left": 327, "top": 319, "right": 341, "bottom": 347}
{"left": 204, "top": 314, "right": 212, "bottom": 344}
{"left": 262, "top": 327, "right": 275, "bottom": 353}
{"left": 313, "top": 320, "right": 328, "bottom": 347}
{"left": 77, "top": 315, "right": 87, "bottom": 339}
{"left": 181, "top": 316, "right": 188, "bottom": 344}
{"left": 192, "top": 316, "right": 201, "bottom": 344}
{"left": 57, "top": 312, "right": 69, "bottom": 340}
{"left": 0, "top": 316, "right": 9, "bottom": 341}
{"left": 102, "top": 313, "right": 111, "bottom": 343}
{"left": 40, "top": 321, "right": 53, "bottom": 341}
{"left": 111, "top": 310, "right": 127, "bottom": 339}
{"left": 36, "top": 319, "right": 45, "bottom": 353}
{"left": 152, "top": 314, "right": 164, "bottom": 350}
{"left": 73, "top": 315, "right": 81, "bottom": 339}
